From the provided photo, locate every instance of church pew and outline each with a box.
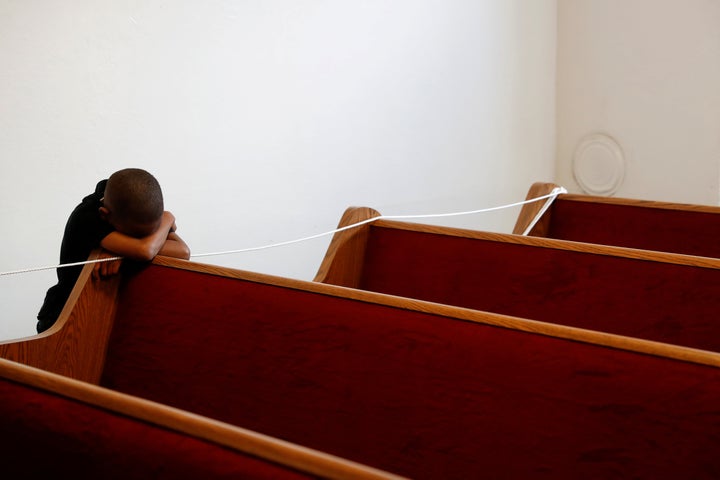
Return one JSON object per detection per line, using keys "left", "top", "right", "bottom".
{"left": 513, "top": 181, "right": 720, "bottom": 258}
{"left": 314, "top": 206, "right": 720, "bottom": 353}
{"left": 3, "top": 255, "right": 720, "bottom": 479}
{"left": 0, "top": 357, "right": 397, "bottom": 480}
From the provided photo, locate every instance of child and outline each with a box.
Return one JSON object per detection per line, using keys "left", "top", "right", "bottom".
{"left": 36, "top": 168, "right": 191, "bottom": 333}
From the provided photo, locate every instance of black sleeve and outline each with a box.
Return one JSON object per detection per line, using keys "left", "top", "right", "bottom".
{"left": 37, "top": 180, "right": 113, "bottom": 332}
{"left": 54, "top": 180, "right": 113, "bottom": 293}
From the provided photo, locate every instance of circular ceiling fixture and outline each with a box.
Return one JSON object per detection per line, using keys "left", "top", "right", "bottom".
{"left": 572, "top": 133, "right": 625, "bottom": 196}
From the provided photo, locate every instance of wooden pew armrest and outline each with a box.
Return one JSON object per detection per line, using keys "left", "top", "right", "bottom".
{"left": 0, "top": 249, "right": 121, "bottom": 383}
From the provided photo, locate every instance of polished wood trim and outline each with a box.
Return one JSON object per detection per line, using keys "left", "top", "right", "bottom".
{"left": 374, "top": 218, "right": 720, "bottom": 269}
{"left": 0, "top": 250, "right": 120, "bottom": 383}
{"left": 511, "top": 181, "right": 559, "bottom": 235}
{"left": 0, "top": 358, "right": 404, "bottom": 480}
{"left": 4, "top": 236, "right": 720, "bottom": 390}
{"left": 559, "top": 193, "right": 720, "bottom": 213}
{"left": 313, "top": 206, "right": 381, "bottom": 285}
{"left": 154, "top": 256, "right": 720, "bottom": 369}
{"left": 514, "top": 182, "right": 720, "bottom": 236}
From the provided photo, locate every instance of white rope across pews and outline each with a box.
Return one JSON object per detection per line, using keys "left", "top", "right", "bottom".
{"left": 0, "top": 186, "right": 567, "bottom": 277}
{"left": 0, "top": 256, "right": 124, "bottom": 277}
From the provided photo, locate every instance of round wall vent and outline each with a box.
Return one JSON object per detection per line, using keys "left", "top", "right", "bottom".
{"left": 572, "top": 133, "right": 625, "bottom": 196}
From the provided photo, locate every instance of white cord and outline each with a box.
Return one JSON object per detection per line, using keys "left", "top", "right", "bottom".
{"left": 0, "top": 256, "right": 122, "bottom": 277}
{"left": 192, "top": 189, "right": 565, "bottom": 258}
{"left": 0, "top": 188, "right": 565, "bottom": 275}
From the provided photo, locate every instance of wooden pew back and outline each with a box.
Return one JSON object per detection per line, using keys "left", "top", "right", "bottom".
{"left": 0, "top": 250, "right": 120, "bottom": 383}
{"left": 93, "top": 258, "right": 720, "bottom": 479}
{"left": 514, "top": 182, "right": 720, "bottom": 258}
{"left": 0, "top": 358, "right": 394, "bottom": 480}
{"left": 316, "top": 209, "right": 720, "bottom": 352}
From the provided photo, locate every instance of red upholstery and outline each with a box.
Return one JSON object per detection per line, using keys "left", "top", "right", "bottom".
{"left": 359, "top": 225, "right": 720, "bottom": 351}
{"left": 547, "top": 199, "right": 720, "bottom": 258}
{"left": 0, "top": 376, "right": 311, "bottom": 479}
{"left": 100, "top": 264, "right": 720, "bottom": 479}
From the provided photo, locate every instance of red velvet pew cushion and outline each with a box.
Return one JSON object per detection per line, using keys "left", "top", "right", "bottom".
{"left": 0, "top": 377, "right": 311, "bottom": 479}
{"left": 359, "top": 225, "right": 720, "bottom": 351}
{"left": 548, "top": 199, "right": 720, "bottom": 258}
{"left": 100, "top": 264, "right": 720, "bottom": 479}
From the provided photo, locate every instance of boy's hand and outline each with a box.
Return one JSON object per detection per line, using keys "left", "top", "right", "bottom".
{"left": 92, "top": 250, "right": 123, "bottom": 280}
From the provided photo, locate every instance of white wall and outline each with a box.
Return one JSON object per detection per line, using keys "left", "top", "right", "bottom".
{"left": 556, "top": 0, "right": 720, "bottom": 204}
{"left": 0, "top": 1, "right": 557, "bottom": 340}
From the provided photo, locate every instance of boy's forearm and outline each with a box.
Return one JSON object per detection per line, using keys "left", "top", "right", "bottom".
{"left": 134, "top": 212, "right": 176, "bottom": 260}
{"left": 100, "top": 211, "right": 176, "bottom": 261}
{"left": 158, "top": 232, "right": 191, "bottom": 260}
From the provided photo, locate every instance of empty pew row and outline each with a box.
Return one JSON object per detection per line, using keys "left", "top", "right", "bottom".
{"left": 314, "top": 207, "right": 720, "bottom": 353}
{"left": 513, "top": 182, "right": 720, "bottom": 258}
{"left": 2, "top": 255, "right": 720, "bottom": 478}
{"left": 0, "top": 358, "right": 398, "bottom": 480}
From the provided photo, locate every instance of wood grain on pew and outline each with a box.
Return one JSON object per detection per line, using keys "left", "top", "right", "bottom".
{"left": 3, "top": 256, "right": 720, "bottom": 478}
{"left": 315, "top": 206, "right": 720, "bottom": 353}
{"left": 513, "top": 181, "right": 558, "bottom": 236}
{"left": 103, "top": 259, "right": 720, "bottom": 478}
{"left": 0, "top": 357, "right": 402, "bottom": 480}
{"left": 0, "top": 250, "right": 120, "bottom": 383}
{"left": 513, "top": 182, "right": 720, "bottom": 258}
{"left": 165, "top": 255, "right": 720, "bottom": 368}
{"left": 5, "top": 248, "right": 720, "bottom": 386}
{"left": 314, "top": 206, "right": 381, "bottom": 288}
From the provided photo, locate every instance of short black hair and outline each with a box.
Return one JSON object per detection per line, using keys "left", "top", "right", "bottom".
{"left": 105, "top": 168, "right": 164, "bottom": 224}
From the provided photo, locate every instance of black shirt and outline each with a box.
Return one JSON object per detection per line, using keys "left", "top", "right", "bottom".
{"left": 37, "top": 180, "right": 114, "bottom": 333}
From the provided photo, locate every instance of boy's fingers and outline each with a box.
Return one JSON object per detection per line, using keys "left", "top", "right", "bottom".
{"left": 109, "top": 259, "right": 121, "bottom": 275}
{"left": 92, "top": 262, "right": 102, "bottom": 280}
{"left": 93, "top": 257, "right": 121, "bottom": 279}
{"left": 104, "top": 259, "right": 121, "bottom": 277}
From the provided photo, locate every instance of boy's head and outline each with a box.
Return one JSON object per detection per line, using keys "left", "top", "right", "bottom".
{"left": 100, "top": 168, "right": 164, "bottom": 238}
